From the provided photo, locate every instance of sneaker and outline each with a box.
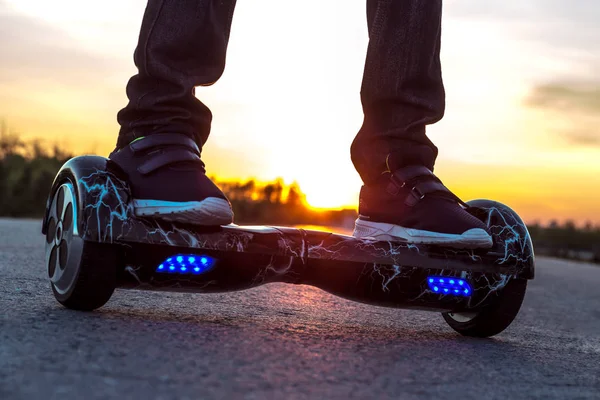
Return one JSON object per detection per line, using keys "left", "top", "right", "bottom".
{"left": 108, "top": 133, "right": 234, "bottom": 225}
{"left": 353, "top": 164, "right": 492, "bottom": 249}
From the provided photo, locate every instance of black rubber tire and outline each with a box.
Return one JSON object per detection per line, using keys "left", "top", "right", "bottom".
{"left": 442, "top": 278, "right": 527, "bottom": 338}
{"left": 51, "top": 241, "right": 117, "bottom": 311}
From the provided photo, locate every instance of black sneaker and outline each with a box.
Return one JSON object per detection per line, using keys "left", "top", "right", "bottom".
{"left": 353, "top": 164, "right": 492, "bottom": 249}
{"left": 108, "top": 133, "right": 233, "bottom": 225}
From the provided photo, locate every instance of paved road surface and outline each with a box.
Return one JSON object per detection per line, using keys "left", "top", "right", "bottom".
{"left": 1, "top": 218, "right": 599, "bottom": 399}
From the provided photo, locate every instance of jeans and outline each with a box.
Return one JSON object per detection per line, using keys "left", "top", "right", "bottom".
{"left": 116, "top": 0, "right": 445, "bottom": 184}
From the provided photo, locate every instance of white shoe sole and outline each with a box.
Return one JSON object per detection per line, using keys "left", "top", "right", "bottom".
{"left": 133, "top": 197, "right": 234, "bottom": 226}
{"left": 353, "top": 218, "right": 493, "bottom": 249}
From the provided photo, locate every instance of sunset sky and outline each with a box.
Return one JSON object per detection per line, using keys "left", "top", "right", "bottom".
{"left": 1, "top": 0, "right": 599, "bottom": 225}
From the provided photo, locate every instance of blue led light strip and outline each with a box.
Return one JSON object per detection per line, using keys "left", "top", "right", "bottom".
{"left": 427, "top": 276, "right": 472, "bottom": 296}
{"left": 156, "top": 254, "right": 215, "bottom": 274}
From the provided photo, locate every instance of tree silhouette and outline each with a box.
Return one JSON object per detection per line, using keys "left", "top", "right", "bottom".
{"left": 0, "top": 120, "right": 24, "bottom": 158}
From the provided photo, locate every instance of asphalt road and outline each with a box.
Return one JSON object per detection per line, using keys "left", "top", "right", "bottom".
{"left": 1, "top": 218, "right": 599, "bottom": 400}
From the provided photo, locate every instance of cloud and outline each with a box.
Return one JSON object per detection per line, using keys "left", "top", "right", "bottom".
{"left": 446, "top": 0, "right": 600, "bottom": 52}
{"left": 525, "top": 82, "right": 600, "bottom": 146}
{"left": 0, "top": 0, "right": 134, "bottom": 154}
{"left": 526, "top": 84, "right": 600, "bottom": 113}
{"left": 0, "top": 2, "right": 119, "bottom": 85}
{"left": 558, "top": 129, "right": 600, "bottom": 146}
{"left": 447, "top": 0, "right": 600, "bottom": 26}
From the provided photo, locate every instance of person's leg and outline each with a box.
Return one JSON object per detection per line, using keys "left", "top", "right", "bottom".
{"left": 351, "top": 0, "right": 492, "bottom": 248}
{"left": 352, "top": 0, "right": 443, "bottom": 183}
{"left": 109, "top": 0, "right": 238, "bottom": 225}
{"left": 116, "top": 0, "right": 238, "bottom": 149}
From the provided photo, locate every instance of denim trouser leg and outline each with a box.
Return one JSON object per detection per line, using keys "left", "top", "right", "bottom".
{"left": 351, "top": 0, "right": 445, "bottom": 184}
{"left": 116, "top": 0, "right": 445, "bottom": 185}
{"left": 115, "top": 0, "right": 237, "bottom": 150}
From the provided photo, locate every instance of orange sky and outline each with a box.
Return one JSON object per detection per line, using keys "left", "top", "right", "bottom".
{"left": 1, "top": 0, "right": 599, "bottom": 225}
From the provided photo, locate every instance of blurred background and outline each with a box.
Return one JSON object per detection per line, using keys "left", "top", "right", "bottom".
{"left": 1, "top": 0, "right": 599, "bottom": 261}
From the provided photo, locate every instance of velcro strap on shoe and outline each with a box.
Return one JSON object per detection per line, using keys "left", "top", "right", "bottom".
{"left": 390, "top": 165, "right": 434, "bottom": 186}
{"left": 387, "top": 165, "right": 436, "bottom": 195}
{"left": 137, "top": 148, "right": 201, "bottom": 175}
{"left": 386, "top": 164, "right": 468, "bottom": 207}
{"left": 404, "top": 180, "right": 450, "bottom": 206}
{"left": 129, "top": 133, "right": 200, "bottom": 156}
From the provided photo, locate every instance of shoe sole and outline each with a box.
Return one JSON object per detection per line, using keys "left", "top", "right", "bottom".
{"left": 133, "top": 197, "right": 234, "bottom": 226}
{"left": 352, "top": 219, "right": 493, "bottom": 249}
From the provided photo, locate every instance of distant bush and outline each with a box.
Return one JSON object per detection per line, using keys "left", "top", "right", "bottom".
{"left": 528, "top": 221, "right": 600, "bottom": 263}
{"left": 0, "top": 121, "right": 72, "bottom": 217}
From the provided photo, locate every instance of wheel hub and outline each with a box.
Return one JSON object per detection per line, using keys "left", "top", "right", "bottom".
{"left": 45, "top": 182, "right": 84, "bottom": 295}
{"left": 447, "top": 311, "right": 478, "bottom": 323}
{"left": 55, "top": 221, "right": 63, "bottom": 245}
